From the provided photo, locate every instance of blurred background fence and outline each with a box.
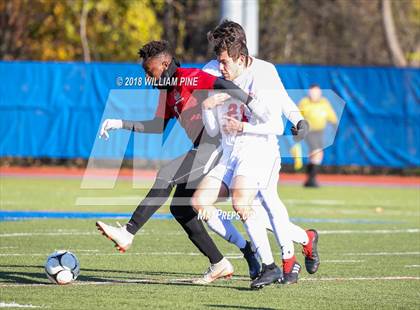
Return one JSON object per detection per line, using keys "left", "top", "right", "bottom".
{"left": 0, "top": 61, "right": 418, "bottom": 168}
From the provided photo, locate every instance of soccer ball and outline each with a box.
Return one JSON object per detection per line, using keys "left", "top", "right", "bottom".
{"left": 44, "top": 250, "right": 80, "bottom": 285}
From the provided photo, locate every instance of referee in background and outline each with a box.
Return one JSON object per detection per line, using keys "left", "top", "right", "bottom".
{"left": 298, "top": 84, "right": 337, "bottom": 187}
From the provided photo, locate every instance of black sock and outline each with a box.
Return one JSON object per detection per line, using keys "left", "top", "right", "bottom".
{"left": 265, "top": 263, "right": 277, "bottom": 270}
{"left": 170, "top": 184, "right": 224, "bottom": 265}
{"left": 126, "top": 179, "right": 173, "bottom": 235}
{"left": 171, "top": 205, "right": 224, "bottom": 264}
{"left": 240, "top": 241, "right": 252, "bottom": 255}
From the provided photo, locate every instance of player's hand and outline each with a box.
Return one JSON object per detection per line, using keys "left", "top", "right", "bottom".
{"left": 222, "top": 116, "right": 243, "bottom": 134}
{"left": 99, "top": 119, "right": 123, "bottom": 139}
{"left": 202, "top": 93, "right": 230, "bottom": 109}
{"left": 291, "top": 119, "right": 309, "bottom": 142}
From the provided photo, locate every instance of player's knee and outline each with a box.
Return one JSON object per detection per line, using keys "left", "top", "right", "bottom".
{"left": 232, "top": 192, "right": 251, "bottom": 210}
{"left": 191, "top": 191, "right": 206, "bottom": 213}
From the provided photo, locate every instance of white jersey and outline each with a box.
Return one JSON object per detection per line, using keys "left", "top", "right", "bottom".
{"left": 203, "top": 57, "right": 303, "bottom": 159}
{"left": 202, "top": 67, "right": 258, "bottom": 156}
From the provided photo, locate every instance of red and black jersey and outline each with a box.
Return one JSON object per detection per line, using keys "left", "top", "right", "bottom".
{"left": 154, "top": 68, "right": 218, "bottom": 145}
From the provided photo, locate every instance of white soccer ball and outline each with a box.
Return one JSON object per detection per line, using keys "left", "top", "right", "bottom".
{"left": 44, "top": 250, "right": 80, "bottom": 285}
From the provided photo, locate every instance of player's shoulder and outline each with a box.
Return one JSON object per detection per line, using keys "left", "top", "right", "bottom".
{"left": 177, "top": 67, "right": 215, "bottom": 80}
{"left": 252, "top": 58, "right": 278, "bottom": 73}
{"left": 177, "top": 67, "right": 201, "bottom": 76}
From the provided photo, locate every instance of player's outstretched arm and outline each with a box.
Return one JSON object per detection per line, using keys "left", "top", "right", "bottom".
{"left": 99, "top": 117, "right": 167, "bottom": 139}
{"left": 122, "top": 117, "right": 167, "bottom": 134}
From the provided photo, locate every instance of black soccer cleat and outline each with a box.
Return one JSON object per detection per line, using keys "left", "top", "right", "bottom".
{"left": 281, "top": 261, "right": 301, "bottom": 285}
{"left": 304, "top": 179, "right": 320, "bottom": 188}
{"left": 302, "top": 229, "right": 320, "bottom": 274}
{"left": 250, "top": 263, "right": 282, "bottom": 290}
{"left": 240, "top": 241, "right": 261, "bottom": 280}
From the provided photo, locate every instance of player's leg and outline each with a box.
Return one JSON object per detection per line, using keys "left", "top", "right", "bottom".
{"left": 191, "top": 172, "right": 260, "bottom": 280}
{"left": 305, "top": 131, "right": 324, "bottom": 187}
{"left": 231, "top": 175, "right": 282, "bottom": 289}
{"left": 96, "top": 150, "right": 194, "bottom": 252}
{"left": 170, "top": 182, "right": 224, "bottom": 265}
{"left": 191, "top": 173, "right": 246, "bottom": 250}
{"left": 252, "top": 193, "right": 318, "bottom": 276}
{"left": 169, "top": 182, "right": 235, "bottom": 284}
{"left": 306, "top": 149, "right": 323, "bottom": 187}
{"left": 259, "top": 160, "right": 320, "bottom": 279}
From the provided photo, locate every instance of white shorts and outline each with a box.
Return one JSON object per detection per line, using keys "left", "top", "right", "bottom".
{"left": 207, "top": 146, "right": 280, "bottom": 191}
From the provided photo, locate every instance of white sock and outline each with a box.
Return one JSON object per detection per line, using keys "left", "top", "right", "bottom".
{"left": 257, "top": 195, "right": 309, "bottom": 246}
{"left": 289, "top": 222, "right": 309, "bottom": 245}
{"left": 252, "top": 198, "right": 273, "bottom": 231}
{"left": 243, "top": 208, "right": 274, "bottom": 265}
{"left": 206, "top": 210, "right": 247, "bottom": 250}
{"left": 258, "top": 190, "right": 295, "bottom": 259}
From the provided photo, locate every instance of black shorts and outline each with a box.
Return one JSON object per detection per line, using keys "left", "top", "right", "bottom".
{"left": 305, "top": 130, "right": 324, "bottom": 151}
{"left": 157, "top": 140, "right": 222, "bottom": 189}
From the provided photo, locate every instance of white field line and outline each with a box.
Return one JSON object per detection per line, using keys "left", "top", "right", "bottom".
{"left": 344, "top": 252, "right": 420, "bottom": 256}
{"left": 0, "top": 276, "right": 419, "bottom": 288}
{"left": 284, "top": 199, "right": 418, "bottom": 208}
{"left": 405, "top": 265, "right": 420, "bottom": 268}
{"left": 0, "top": 231, "right": 186, "bottom": 238}
{"left": 300, "top": 276, "right": 420, "bottom": 281}
{"left": 297, "top": 209, "right": 419, "bottom": 217}
{"left": 0, "top": 302, "right": 41, "bottom": 308}
{"left": 0, "top": 252, "right": 203, "bottom": 257}
{"left": 0, "top": 250, "right": 418, "bottom": 259}
{"left": 318, "top": 228, "right": 420, "bottom": 234}
{"left": 1, "top": 228, "right": 418, "bottom": 238}
{"left": 322, "top": 260, "right": 365, "bottom": 263}
{"left": 75, "top": 197, "right": 144, "bottom": 206}
{"left": 0, "top": 232, "right": 96, "bottom": 237}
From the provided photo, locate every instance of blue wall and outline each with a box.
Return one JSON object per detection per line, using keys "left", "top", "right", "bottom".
{"left": 0, "top": 61, "right": 418, "bottom": 167}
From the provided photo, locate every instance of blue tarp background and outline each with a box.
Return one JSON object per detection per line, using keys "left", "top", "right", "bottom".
{"left": 0, "top": 61, "right": 418, "bottom": 167}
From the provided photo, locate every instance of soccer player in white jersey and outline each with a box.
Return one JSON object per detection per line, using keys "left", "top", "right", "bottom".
{"left": 192, "top": 21, "right": 320, "bottom": 287}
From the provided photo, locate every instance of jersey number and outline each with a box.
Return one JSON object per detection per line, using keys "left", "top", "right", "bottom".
{"left": 226, "top": 103, "right": 248, "bottom": 122}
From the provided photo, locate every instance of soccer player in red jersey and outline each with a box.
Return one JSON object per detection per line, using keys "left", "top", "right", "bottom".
{"left": 96, "top": 40, "right": 262, "bottom": 283}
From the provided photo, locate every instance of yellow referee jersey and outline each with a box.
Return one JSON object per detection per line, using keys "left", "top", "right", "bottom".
{"left": 298, "top": 97, "right": 337, "bottom": 131}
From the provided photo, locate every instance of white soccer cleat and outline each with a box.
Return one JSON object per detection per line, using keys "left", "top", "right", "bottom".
{"left": 96, "top": 221, "right": 134, "bottom": 253}
{"left": 193, "top": 258, "right": 234, "bottom": 285}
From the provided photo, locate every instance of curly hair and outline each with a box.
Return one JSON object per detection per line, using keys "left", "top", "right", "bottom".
{"left": 138, "top": 40, "right": 173, "bottom": 61}
{"left": 207, "top": 20, "right": 247, "bottom": 45}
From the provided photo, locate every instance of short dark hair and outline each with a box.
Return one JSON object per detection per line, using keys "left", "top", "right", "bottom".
{"left": 138, "top": 40, "right": 173, "bottom": 61}
{"left": 207, "top": 20, "right": 247, "bottom": 45}
{"left": 309, "top": 84, "right": 320, "bottom": 89}
{"left": 214, "top": 38, "right": 249, "bottom": 62}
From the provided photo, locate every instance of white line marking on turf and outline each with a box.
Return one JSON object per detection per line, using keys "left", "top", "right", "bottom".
{"left": 405, "top": 265, "right": 420, "bottom": 268}
{"left": 1, "top": 228, "right": 418, "bottom": 239}
{"left": 319, "top": 229, "right": 420, "bottom": 235}
{"left": 0, "top": 232, "right": 96, "bottom": 237}
{"left": 1, "top": 251, "right": 418, "bottom": 258}
{"left": 0, "top": 302, "right": 41, "bottom": 308}
{"left": 0, "top": 276, "right": 419, "bottom": 288}
{"left": 75, "top": 196, "right": 145, "bottom": 206}
{"left": 322, "top": 260, "right": 365, "bottom": 263}
{"left": 284, "top": 199, "right": 417, "bottom": 208}
{"left": 300, "top": 276, "right": 420, "bottom": 281}
{"left": 344, "top": 252, "right": 420, "bottom": 256}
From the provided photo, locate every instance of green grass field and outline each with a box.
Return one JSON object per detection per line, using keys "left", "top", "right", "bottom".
{"left": 0, "top": 177, "right": 419, "bottom": 309}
